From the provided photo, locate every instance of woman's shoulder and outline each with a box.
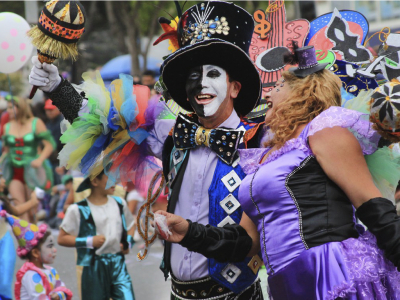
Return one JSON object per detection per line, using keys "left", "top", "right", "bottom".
{"left": 308, "top": 106, "right": 380, "bottom": 155}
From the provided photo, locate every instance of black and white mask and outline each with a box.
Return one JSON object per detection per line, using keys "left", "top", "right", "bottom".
{"left": 186, "top": 65, "right": 228, "bottom": 117}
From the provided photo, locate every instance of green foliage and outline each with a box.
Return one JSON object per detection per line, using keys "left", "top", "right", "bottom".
{"left": 0, "top": 72, "right": 24, "bottom": 96}
{"left": 0, "top": 1, "right": 24, "bottom": 16}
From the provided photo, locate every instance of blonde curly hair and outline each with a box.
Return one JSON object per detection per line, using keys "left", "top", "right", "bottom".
{"left": 264, "top": 69, "right": 342, "bottom": 148}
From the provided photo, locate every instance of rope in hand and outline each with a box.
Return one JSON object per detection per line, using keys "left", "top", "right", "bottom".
{"left": 136, "top": 170, "right": 165, "bottom": 261}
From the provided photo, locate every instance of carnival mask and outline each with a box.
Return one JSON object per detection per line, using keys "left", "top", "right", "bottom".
{"left": 186, "top": 65, "right": 229, "bottom": 118}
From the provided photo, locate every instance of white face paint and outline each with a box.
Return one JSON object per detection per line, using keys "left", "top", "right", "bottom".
{"left": 40, "top": 235, "right": 57, "bottom": 264}
{"left": 200, "top": 65, "right": 228, "bottom": 117}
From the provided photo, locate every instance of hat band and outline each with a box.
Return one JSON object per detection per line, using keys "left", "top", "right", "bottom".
{"left": 38, "top": 9, "right": 85, "bottom": 44}
{"left": 297, "top": 62, "right": 319, "bottom": 70}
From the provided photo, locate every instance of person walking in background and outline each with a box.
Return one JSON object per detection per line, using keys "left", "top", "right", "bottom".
{"left": 141, "top": 70, "right": 156, "bottom": 92}
{"left": 0, "top": 97, "right": 55, "bottom": 222}
{"left": 44, "top": 99, "right": 64, "bottom": 185}
{"left": 58, "top": 171, "right": 136, "bottom": 300}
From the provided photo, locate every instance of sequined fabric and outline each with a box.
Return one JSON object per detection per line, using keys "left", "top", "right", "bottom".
{"left": 48, "top": 78, "right": 83, "bottom": 123}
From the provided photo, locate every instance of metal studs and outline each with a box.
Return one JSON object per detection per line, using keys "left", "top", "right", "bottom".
{"left": 183, "top": 139, "right": 187, "bottom": 143}
{"left": 219, "top": 147, "right": 223, "bottom": 152}
{"left": 221, "top": 17, "right": 226, "bottom": 22}
{"left": 221, "top": 135, "right": 226, "bottom": 141}
{"left": 178, "top": 123, "right": 182, "bottom": 128}
{"left": 175, "top": 132, "right": 178, "bottom": 137}
{"left": 229, "top": 142, "right": 233, "bottom": 147}
{"left": 184, "top": 134, "right": 188, "bottom": 138}
{"left": 227, "top": 152, "right": 231, "bottom": 157}
{"left": 184, "top": 128, "right": 188, "bottom": 133}
{"left": 217, "top": 287, "right": 223, "bottom": 293}
{"left": 176, "top": 141, "right": 180, "bottom": 145}
{"left": 216, "top": 140, "right": 221, "bottom": 144}
{"left": 232, "top": 134, "right": 237, "bottom": 139}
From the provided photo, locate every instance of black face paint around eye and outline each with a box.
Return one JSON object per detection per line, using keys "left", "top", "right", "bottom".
{"left": 186, "top": 66, "right": 206, "bottom": 117}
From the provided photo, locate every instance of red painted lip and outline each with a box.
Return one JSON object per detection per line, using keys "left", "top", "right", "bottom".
{"left": 195, "top": 93, "right": 216, "bottom": 105}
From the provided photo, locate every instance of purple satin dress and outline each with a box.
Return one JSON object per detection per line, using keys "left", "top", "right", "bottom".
{"left": 238, "top": 107, "right": 400, "bottom": 300}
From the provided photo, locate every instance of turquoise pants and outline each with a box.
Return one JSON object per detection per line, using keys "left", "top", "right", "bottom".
{"left": 81, "top": 253, "right": 135, "bottom": 300}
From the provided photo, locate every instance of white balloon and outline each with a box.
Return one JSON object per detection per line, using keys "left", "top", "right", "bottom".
{"left": 0, "top": 12, "right": 33, "bottom": 74}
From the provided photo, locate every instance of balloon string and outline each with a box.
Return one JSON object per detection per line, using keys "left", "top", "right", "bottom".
{"left": 7, "top": 74, "right": 17, "bottom": 120}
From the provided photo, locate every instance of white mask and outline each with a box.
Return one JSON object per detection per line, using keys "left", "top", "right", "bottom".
{"left": 40, "top": 235, "right": 57, "bottom": 264}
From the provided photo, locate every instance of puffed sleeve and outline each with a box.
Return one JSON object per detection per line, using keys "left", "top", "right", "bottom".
{"left": 20, "top": 271, "right": 49, "bottom": 300}
{"left": 59, "top": 204, "right": 80, "bottom": 236}
{"left": 147, "top": 118, "right": 175, "bottom": 159}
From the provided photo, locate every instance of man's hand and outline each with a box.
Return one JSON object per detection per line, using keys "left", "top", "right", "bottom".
{"left": 29, "top": 56, "right": 61, "bottom": 93}
{"left": 154, "top": 211, "right": 189, "bottom": 243}
{"left": 93, "top": 235, "right": 106, "bottom": 248}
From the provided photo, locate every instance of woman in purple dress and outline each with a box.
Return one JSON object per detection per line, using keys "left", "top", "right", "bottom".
{"left": 156, "top": 46, "right": 400, "bottom": 300}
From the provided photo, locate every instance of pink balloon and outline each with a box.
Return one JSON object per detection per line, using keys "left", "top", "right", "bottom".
{"left": 20, "top": 43, "right": 26, "bottom": 50}
{"left": 21, "top": 55, "right": 26, "bottom": 62}
{"left": 10, "top": 29, "right": 17, "bottom": 36}
{"left": 1, "top": 41, "right": 8, "bottom": 49}
{"left": 7, "top": 55, "right": 14, "bottom": 62}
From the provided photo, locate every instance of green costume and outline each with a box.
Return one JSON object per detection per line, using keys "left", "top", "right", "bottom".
{"left": 2, "top": 118, "right": 55, "bottom": 191}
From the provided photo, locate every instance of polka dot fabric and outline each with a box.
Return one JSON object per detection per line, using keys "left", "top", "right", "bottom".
{"left": 0, "top": 210, "right": 47, "bottom": 257}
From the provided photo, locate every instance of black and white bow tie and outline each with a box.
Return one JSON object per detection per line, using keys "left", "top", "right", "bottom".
{"left": 172, "top": 114, "right": 244, "bottom": 165}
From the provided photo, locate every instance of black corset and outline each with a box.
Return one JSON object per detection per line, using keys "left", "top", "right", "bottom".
{"left": 286, "top": 156, "right": 359, "bottom": 248}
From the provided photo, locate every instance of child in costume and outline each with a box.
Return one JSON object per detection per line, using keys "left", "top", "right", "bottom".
{"left": 0, "top": 172, "right": 40, "bottom": 300}
{"left": 58, "top": 170, "right": 135, "bottom": 300}
{"left": 0, "top": 210, "right": 72, "bottom": 300}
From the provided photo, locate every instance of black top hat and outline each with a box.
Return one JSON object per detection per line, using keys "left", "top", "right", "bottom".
{"left": 160, "top": 1, "right": 261, "bottom": 116}
{"left": 76, "top": 176, "right": 91, "bottom": 193}
{"left": 288, "top": 46, "right": 328, "bottom": 78}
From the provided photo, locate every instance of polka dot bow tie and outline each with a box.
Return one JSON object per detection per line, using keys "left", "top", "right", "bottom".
{"left": 172, "top": 114, "right": 244, "bottom": 165}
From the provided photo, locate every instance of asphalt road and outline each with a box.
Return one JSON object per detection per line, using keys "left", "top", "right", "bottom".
{"left": 12, "top": 229, "right": 171, "bottom": 300}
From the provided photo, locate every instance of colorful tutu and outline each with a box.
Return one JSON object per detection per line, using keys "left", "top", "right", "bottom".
{"left": 59, "top": 71, "right": 175, "bottom": 189}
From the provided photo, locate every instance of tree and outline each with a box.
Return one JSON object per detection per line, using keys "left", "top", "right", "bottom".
{"left": 105, "top": 1, "right": 176, "bottom": 76}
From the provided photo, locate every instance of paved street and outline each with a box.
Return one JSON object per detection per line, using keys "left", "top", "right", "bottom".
{"left": 12, "top": 229, "right": 171, "bottom": 300}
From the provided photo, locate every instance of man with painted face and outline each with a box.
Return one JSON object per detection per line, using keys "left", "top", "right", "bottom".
{"left": 28, "top": 2, "right": 265, "bottom": 299}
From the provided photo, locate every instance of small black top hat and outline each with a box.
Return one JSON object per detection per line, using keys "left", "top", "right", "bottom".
{"left": 160, "top": 1, "right": 261, "bottom": 116}
{"left": 288, "top": 46, "right": 328, "bottom": 78}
